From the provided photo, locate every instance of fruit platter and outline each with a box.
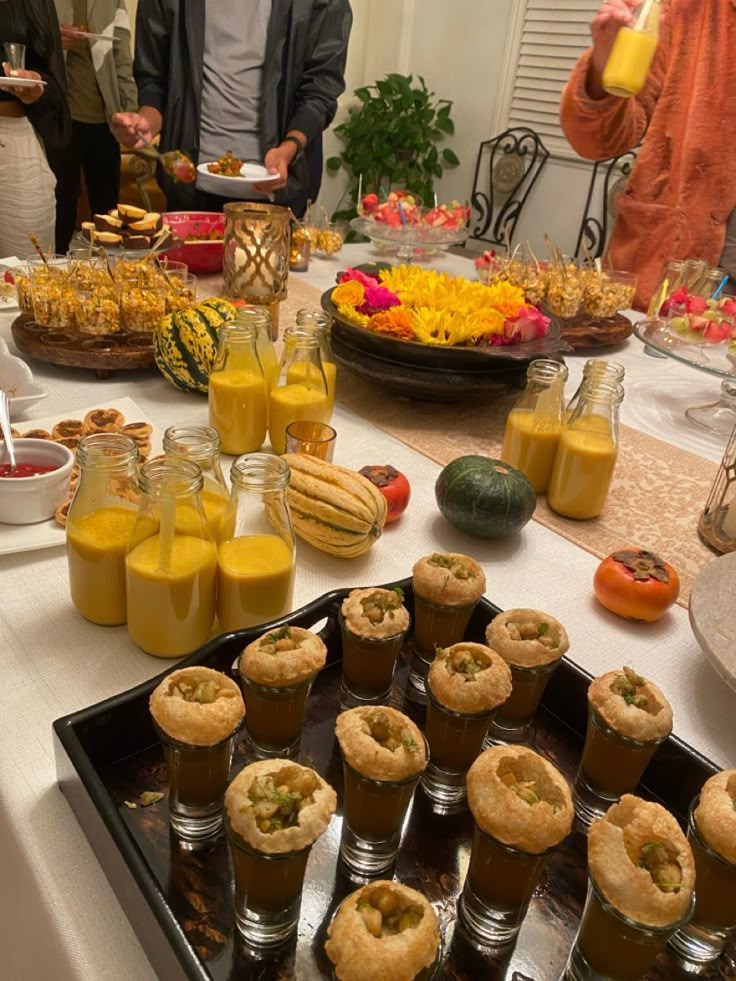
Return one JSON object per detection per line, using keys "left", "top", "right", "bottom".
{"left": 351, "top": 191, "right": 470, "bottom": 263}
{"left": 322, "top": 263, "right": 569, "bottom": 401}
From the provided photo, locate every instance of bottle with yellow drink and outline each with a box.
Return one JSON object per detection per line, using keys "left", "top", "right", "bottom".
{"left": 235, "top": 306, "right": 279, "bottom": 390}
{"left": 501, "top": 359, "right": 569, "bottom": 493}
{"left": 566, "top": 360, "right": 625, "bottom": 421}
{"left": 163, "top": 425, "right": 229, "bottom": 539}
{"left": 126, "top": 459, "right": 217, "bottom": 657}
{"left": 269, "top": 328, "right": 331, "bottom": 455}
{"left": 602, "top": 0, "right": 662, "bottom": 99}
{"left": 217, "top": 453, "right": 296, "bottom": 632}
{"left": 293, "top": 308, "right": 337, "bottom": 413}
{"left": 66, "top": 432, "right": 140, "bottom": 626}
{"left": 548, "top": 380, "right": 625, "bottom": 520}
{"left": 208, "top": 322, "right": 268, "bottom": 455}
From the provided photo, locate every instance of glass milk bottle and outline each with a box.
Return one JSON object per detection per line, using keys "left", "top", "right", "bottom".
{"left": 549, "top": 381, "right": 625, "bottom": 520}
{"left": 126, "top": 459, "right": 217, "bottom": 657}
{"left": 235, "top": 306, "right": 279, "bottom": 390}
{"left": 217, "top": 453, "right": 296, "bottom": 631}
{"left": 66, "top": 433, "right": 139, "bottom": 626}
{"left": 163, "top": 424, "right": 229, "bottom": 539}
{"left": 269, "top": 328, "right": 330, "bottom": 455}
{"left": 500, "top": 359, "right": 569, "bottom": 493}
{"left": 295, "top": 308, "right": 337, "bottom": 412}
{"left": 208, "top": 322, "right": 268, "bottom": 456}
{"left": 567, "top": 360, "right": 625, "bottom": 419}
{"left": 603, "top": 0, "right": 662, "bottom": 99}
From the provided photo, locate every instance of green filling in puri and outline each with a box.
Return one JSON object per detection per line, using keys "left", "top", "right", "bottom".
{"left": 357, "top": 885, "right": 424, "bottom": 938}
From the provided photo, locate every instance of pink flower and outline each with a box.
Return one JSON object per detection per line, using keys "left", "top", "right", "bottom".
{"left": 358, "top": 285, "right": 400, "bottom": 314}
{"left": 503, "top": 305, "right": 550, "bottom": 343}
{"left": 337, "top": 267, "right": 380, "bottom": 289}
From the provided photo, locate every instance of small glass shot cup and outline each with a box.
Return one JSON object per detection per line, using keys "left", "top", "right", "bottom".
{"left": 338, "top": 609, "right": 407, "bottom": 710}
{"left": 154, "top": 721, "right": 240, "bottom": 841}
{"left": 238, "top": 672, "right": 314, "bottom": 761}
{"left": 564, "top": 875, "right": 695, "bottom": 981}
{"left": 668, "top": 798, "right": 736, "bottom": 966}
{"left": 285, "top": 420, "right": 337, "bottom": 461}
{"left": 572, "top": 707, "right": 667, "bottom": 828}
{"left": 458, "top": 824, "right": 557, "bottom": 947}
{"left": 408, "top": 594, "right": 478, "bottom": 700}
{"left": 226, "top": 813, "right": 313, "bottom": 947}
{"left": 4, "top": 42, "right": 26, "bottom": 71}
{"left": 340, "top": 747, "right": 426, "bottom": 878}
{"left": 165, "top": 273, "right": 198, "bottom": 313}
{"left": 484, "top": 658, "right": 560, "bottom": 746}
{"left": 422, "top": 682, "right": 496, "bottom": 813}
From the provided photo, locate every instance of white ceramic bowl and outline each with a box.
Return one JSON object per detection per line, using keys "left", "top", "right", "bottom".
{"left": 0, "top": 438, "right": 74, "bottom": 524}
{"left": 0, "top": 339, "right": 49, "bottom": 419}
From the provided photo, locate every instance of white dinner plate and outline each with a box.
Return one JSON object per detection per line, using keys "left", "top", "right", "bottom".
{"left": 689, "top": 551, "right": 736, "bottom": 694}
{"left": 196, "top": 161, "right": 280, "bottom": 190}
{"left": 239, "top": 163, "right": 281, "bottom": 185}
{"left": 0, "top": 76, "right": 47, "bottom": 90}
{"left": 0, "top": 396, "right": 160, "bottom": 556}
{"left": 71, "top": 31, "right": 117, "bottom": 42}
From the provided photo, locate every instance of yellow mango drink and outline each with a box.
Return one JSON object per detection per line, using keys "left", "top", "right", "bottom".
{"left": 67, "top": 506, "right": 137, "bottom": 625}
{"left": 269, "top": 329, "right": 331, "bottom": 455}
{"left": 602, "top": 0, "right": 661, "bottom": 99}
{"left": 217, "top": 534, "right": 295, "bottom": 631}
{"left": 548, "top": 381, "right": 624, "bottom": 520}
{"left": 235, "top": 306, "right": 279, "bottom": 389}
{"left": 65, "top": 432, "right": 141, "bottom": 626}
{"left": 163, "top": 425, "right": 230, "bottom": 540}
{"left": 287, "top": 359, "right": 337, "bottom": 413}
{"left": 208, "top": 322, "right": 268, "bottom": 455}
{"left": 125, "top": 459, "right": 218, "bottom": 657}
{"left": 292, "top": 308, "right": 338, "bottom": 412}
{"left": 501, "top": 360, "right": 568, "bottom": 493}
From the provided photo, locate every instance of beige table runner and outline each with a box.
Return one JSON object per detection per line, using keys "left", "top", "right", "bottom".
{"left": 207, "top": 276, "right": 720, "bottom": 605}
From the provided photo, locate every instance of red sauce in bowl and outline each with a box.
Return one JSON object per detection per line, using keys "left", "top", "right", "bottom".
{"left": 0, "top": 463, "right": 58, "bottom": 478}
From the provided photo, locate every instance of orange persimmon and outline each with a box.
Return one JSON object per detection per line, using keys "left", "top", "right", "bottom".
{"left": 593, "top": 549, "right": 680, "bottom": 623}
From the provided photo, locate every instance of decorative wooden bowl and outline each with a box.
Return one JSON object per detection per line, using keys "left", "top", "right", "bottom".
{"left": 11, "top": 314, "right": 156, "bottom": 379}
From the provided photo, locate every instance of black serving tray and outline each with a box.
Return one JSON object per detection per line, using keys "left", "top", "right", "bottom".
{"left": 53, "top": 580, "right": 733, "bottom": 981}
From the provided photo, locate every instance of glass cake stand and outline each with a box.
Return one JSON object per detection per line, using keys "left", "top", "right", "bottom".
{"left": 634, "top": 318, "right": 736, "bottom": 436}
{"left": 350, "top": 216, "right": 468, "bottom": 264}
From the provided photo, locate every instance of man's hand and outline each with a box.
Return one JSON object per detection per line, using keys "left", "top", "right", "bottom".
{"left": 588, "top": 0, "right": 639, "bottom": 98}
{"left": 257, "top": 144, "right": 291, "bottom": 192}
{"left": 1, "top": 65, "right": 44, "bottom": 104}
{"left": 60, "top": 24, "right": 85, "bottom": 50}
{"left": 110, "top": 108, "right": 162, "bottom": 148}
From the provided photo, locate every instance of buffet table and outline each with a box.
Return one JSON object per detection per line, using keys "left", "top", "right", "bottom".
{"left": 0, "top": 244, "right": 733, "bottom": 981}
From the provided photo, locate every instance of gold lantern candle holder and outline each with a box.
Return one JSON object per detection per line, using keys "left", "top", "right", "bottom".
{"left": 223, "top": 203, "right": 291, "bottom": 340}
{"left": 699, "top": 422, "right": 736, "bottom": 554}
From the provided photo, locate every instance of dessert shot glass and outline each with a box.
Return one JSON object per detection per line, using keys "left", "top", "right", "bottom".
{"left": 335, "top": 707, "right": 427, "bottom": 878}
{"left": 409, "top": 552, "right": 486, "bottom": 701}
{"left": 669, "top": 772, "right": 736, "bottom": 966}
{"left": 149, "top": 666, "right": 245, "bottom": 841}
{"left": 237, "top": 625, "right": 326, "bottom": 760}
{"left": 564, "top": 795, "right": 695, "bottom": 981}
{"left": 284, "top": 419, "right": 337, "bottom": 461}
{"left": 482, "top": 608, "right": 569, "bottom": 745}
{"left": 325, "top": 880, "right": 441, "bottom": 981}
{"left": 422, "top": 642, "right": 512, "bottom": 813}
{"left": 338, "top": 586, "right": 410, "bottom": 710}
{"left": 4, "top": 42, "right": 26, "bottom": 71}
{"left": 572, "top": 667, "right": 672, "bottom": 828}
{"left": 225, "top": 759, "right": 336, "bottom": 947}
{"left": 458, "top": 745, "right": 573, "bottom": 948}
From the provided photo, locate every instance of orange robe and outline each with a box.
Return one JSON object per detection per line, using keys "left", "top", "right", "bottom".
{"left": 560, "top": 0, "right": 736, "bottom": 309}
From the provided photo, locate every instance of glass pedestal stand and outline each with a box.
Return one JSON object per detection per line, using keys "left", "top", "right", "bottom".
{"left": 349, "top": 217, "right": 468, "bottom": 266}
{"left": 635, "top": 319, "right": 736, "bottom": 436}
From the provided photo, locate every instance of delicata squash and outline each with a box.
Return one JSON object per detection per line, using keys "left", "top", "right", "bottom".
{"left": 282, "top": 453, "right": 388, "bottom": 557}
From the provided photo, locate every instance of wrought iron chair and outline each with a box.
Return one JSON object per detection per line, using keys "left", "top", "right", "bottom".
{"left": 575, "top": 149, "right": 638, "bottom": 259}
{"left": 468, "top": 127, "right": 550, "bottom": 247}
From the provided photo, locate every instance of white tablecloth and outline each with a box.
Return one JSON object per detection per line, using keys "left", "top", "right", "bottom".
{"left": 0, "top": 246, "right": 733, "bottom": 981}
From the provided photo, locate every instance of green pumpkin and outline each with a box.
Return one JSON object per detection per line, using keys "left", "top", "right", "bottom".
{"left": 435, "top": 455, "right": 536, "bottom": 538}
{"left": 153, "top": 298, "right": 237, "bottom": 393}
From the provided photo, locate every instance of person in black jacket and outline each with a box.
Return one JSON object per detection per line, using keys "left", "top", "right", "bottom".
{"left": 110, "top": 0, "right": 352, "bottom": 217}
{"left": 0, "top": 0, "right": 70, "bottom": 256}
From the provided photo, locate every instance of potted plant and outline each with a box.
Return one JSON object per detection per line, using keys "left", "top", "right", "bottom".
{"left": 326, "top": 73, "right": 460, "bottom": 223}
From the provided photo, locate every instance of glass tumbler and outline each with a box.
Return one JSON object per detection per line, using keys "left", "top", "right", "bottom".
{"left": 484, "top": 658, "right": 560, "bottom": 746}
{"left": 339, "top": 610, "right": 407, "bottom": 710}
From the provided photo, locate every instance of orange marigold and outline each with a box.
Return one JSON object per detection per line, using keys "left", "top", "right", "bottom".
{"left": 332, "top": 280, "right": 365, "bottom": 307}
{"left": 368, "top": 308, "right": 415, "bottom": 340}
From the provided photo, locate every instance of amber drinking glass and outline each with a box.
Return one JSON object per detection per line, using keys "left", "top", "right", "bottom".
{"left": 339, "top": 610, "right": 407, "bottom": 710}
{"left": 484, "top": 659, "right": 560, "bottom": 746}
{"left": 238, "top": 673, "right": 313, "bottom": 760}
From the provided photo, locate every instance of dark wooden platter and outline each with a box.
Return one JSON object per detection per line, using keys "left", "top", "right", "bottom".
{"left": 53, "top": 580, "right": 732, "bottom": 981}
{"left": 557, "top": 311, "right": 634, "bottom": 349}
{"left": 11, "top": 313, "right": 156, "bottom": 379}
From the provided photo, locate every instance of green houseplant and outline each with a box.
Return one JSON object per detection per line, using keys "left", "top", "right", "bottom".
{"left": 326, "top": 73, "right": 460, "bottom": 223}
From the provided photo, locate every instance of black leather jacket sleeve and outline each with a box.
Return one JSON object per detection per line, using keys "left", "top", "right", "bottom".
{"left": 287, "top": 0, "right": 352, "bottom": 146}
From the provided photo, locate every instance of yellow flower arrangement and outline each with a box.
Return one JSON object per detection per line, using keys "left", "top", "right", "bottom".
{"left": 332, "top": 280, "right": 365, "bottom": 307}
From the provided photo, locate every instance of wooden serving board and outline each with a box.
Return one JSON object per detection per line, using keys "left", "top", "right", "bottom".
{"left": 558, "top": 311, "right": 634, "bottom": 349}
{"left": 11, "top": 314, "right": 156, "bottom": 379}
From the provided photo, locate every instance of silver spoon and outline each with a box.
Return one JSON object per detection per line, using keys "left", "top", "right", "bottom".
{"left": 0, "top": 389, "right": 16, "bottom": 474}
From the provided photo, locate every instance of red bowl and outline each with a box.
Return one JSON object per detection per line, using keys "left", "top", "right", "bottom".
{"left": 160, "top": 211, "right": 225, "bottom": 274}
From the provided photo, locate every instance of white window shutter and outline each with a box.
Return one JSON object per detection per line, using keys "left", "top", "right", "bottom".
{"left": 507, "top": 0, "right": 598, "bottom": 156}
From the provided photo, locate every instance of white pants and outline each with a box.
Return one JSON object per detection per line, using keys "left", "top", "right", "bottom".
{"left": 0, "top": 116, "right": 56, "bottom": 258}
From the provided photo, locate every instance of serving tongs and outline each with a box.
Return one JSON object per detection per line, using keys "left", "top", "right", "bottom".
{"left": 0, "top": 389, "right": 17, "bottom": 474}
